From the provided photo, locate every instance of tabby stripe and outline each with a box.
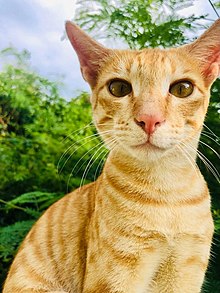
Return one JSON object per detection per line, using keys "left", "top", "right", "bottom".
{"left": 105, "top": 170, "right": 208, "bottom": 206}
{"left": 19, "top": 250, "right": 50, "bottom": 285}
{"left": 28, "top": 224, "right": 46, "bottom": 266}
{"left": 105, "top": 171, "right": 165, "bottom": 205}
{"left": 84, "top": 282, "right": 113, "bottom": 293}
{"left": 105, "top": 185, "right": 147, "bottom": 218}
{"left": 183, "top": 256, "right": 208, "bottom": 270}
{"left": 99, "top": 207, "right": 158, "bottom": 249}
{"left": 55, "top": 199, "right": 69, "bottom": 284}
{"left": 102, "top": 237, "right": 139, "bottom": 267}
{"left": 45, "top": 205, "right": 60, "bottom": 276}
{"left": 98, "top": 115, "right": 112, "bottom": 126}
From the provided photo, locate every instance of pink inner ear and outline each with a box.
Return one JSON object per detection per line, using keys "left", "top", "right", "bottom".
{"left": 202, "top": 46, "right": 220, "bottom": 81}
{"left": 80, "top": 65, "right": 98, "bottom": 86}
{"left": 205, "top": 63, "right": 219, "bottom": 82}
{"left": 65, "top": 21, "right": 110, "bottom": 88}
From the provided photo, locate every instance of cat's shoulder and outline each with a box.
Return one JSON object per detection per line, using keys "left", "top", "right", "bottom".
{"left": 50, "top": 181, "right": 97, "bottom": 213}
{"left": 30, "top": 182, "right": 97, "bottom": 233}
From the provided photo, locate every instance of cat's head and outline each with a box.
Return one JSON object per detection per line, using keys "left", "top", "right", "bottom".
{"left": 66, "top": 20, "right": 220, "bottom": 162}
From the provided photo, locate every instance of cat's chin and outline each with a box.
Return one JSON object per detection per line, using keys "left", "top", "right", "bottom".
{"left": 133, "top": 141, "right": 165, "bottom": 152}
{"left": 120, "top": 141, "right": 171, "bottom": 163}
{"left": 129, "top": 139, "right": 172, "bottom": 153}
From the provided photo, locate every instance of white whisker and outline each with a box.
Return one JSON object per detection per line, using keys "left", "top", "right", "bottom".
{"left": 177, "top": 142, "right": 200, "bottom": 178}
{"left": 199, "top": 140, "right": 220, "bottom": 159}
{"left": 196, "top": 150, "right": 220, "bottom": 183}
{"left": 66, "top": 140, "right": 105, "bottom": 192}
{"left": 58, "top": 130, "right": 114, "bottom": 174}
{"left": 185, "top": 141, "right": 220, "bottom": 183}
{"left": 79, "top": 139, "right": 117, "bottom": 189}
{"left": 61, "top": 121, "right": 94, "bottom": 144}
{"left": 93, "top": 149, "right": 109, "bottom": 181}
{"left": 57, "top": 133, "right": 101, "bottom": 174}
{"left": 201, "top": 132, "right": 220, "bottom": 146}
{"left": 203, "top": 123, "right": 219, "bottom": 139}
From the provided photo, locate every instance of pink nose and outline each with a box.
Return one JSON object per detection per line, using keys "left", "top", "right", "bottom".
{"left": 135, "top": 114, "right": 165, "bottom": 134}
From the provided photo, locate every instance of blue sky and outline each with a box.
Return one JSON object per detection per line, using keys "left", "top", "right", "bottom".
{"left": 0, "top": 0, "right": 219, "bottom": 99}
{"left": 0, "top": 0, "right": 90, "bottom": 98}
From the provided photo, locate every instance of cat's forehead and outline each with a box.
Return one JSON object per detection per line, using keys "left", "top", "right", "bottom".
{"left": 102, "top": 47, "right": 201, "bottom": 84}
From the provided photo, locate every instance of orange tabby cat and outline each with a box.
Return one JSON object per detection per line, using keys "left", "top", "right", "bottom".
{"left": 3, "top": 19, "right": 220, "bottom": 293}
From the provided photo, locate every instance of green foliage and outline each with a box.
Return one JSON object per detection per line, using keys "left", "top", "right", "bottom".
{"left": 2, "top": 191, "right": 64, "bottom": 214}
{"left": 0, "top": 220, "right": 35, "bottom": 262}
{"left": 75, "top": 0, "right": 205, "bottom": 49}
{"left": 214, "top": 0, "right": 220, "bottom": 9}
{"left": 0, "top": 50, "right": 103, "bottom": 204}
{"left": 0, "top": 48, "right": 106, "bottom": 285}
{"left": 0, "top": 190, "right": 64, "bottom": 260}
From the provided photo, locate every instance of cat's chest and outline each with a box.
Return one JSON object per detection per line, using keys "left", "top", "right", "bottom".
{"left": 133, "top": 200, "right": 213, "bottom": 240}
{"left": 105, "top": 191, "right": 212, "bottom": 236}
{"left": 140, "top": 204, "right": 209, "bottom": 234}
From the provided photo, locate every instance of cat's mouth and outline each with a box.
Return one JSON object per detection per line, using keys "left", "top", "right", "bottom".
{"left": 132, "top": 141, "right": 165, "bottom": 152}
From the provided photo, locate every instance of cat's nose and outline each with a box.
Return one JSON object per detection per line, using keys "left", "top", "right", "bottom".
{"left": 135, "top": 114, "right": 165, "bottom": 134}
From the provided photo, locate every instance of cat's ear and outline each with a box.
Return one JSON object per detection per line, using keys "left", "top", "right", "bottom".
{"left": 65, "top": 21, "right": 110, "bottom": 88}
{"left": 185, "top": 19, "right": 220, "bottom": 84}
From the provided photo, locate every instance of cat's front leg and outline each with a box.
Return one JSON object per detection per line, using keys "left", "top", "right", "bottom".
{"left": 82, "top": 253, "right": 161, "bottom": 293}
{"left": 82, "top": 232, "right": 168, "bottom": 293}
{"left": 173, "top": 235, "right": 212, "bottom": 293}
{"left": 151, "top": 233, "right": 212, "bottom": 293}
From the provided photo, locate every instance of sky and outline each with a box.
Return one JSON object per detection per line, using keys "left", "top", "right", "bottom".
{"left": 0, "top": 0, "right": 219, "bottom": 99}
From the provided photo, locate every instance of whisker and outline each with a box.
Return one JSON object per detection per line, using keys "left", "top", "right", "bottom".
{"left": 61, "top": 121, "right": 94, "bottom": 143}
{"left": 203, "top": 123, "right": 219, "bottom": 139}
{"left": 177, "top": 143, "right": 200, "bottom": 178}
{"left": 93, "top": 140, "right": 119, "bottom": 182}
{"left": 196, "top": 150, "right": 220, "bottom": 183}
{"left": 66, "top": 140, "right": 106, "bottom": 192}
{"left": 201, "top": 132, "right": 220, "bottom": 146}
{"left": 185, "top": 141, "right": 220, "bottom": 182}
{"left": 199, "top": 140, "right": 220, "bottom": 159}
{"left": 57, "top": 133, "right": 101, "bottom": 173}
{"left": 58, "top": 130, "right": 114, "bottom": 174}
{"left": 79, "top": 145, "right": 106, "bottom": 189}
{"left": 93, "top": 148, "right": 109, "bottom": 181}
{"left": 65, "top": 134, "right": 115, "bottom": 192}
{"left": 92, "top": 142, "right": 120, "bottom": 198}
{"left": 79, "top": 139, "right": 117, "bottom": 189}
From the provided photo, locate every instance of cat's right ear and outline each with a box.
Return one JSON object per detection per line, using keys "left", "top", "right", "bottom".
{"left": 65, "top": 21, "right": 111, "bottom": 88}
{"left": 184, "top": 19, "right": 220, "bottom": 85}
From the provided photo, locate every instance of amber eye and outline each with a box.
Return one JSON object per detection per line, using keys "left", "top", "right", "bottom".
{"left": 108, "top": 79, "right": 132, "bottom": 97}
{"left": 169, "top": 81, "right": 194, "bottom": 98}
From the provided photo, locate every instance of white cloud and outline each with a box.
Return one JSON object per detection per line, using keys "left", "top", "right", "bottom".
{"left": 36, "top": 0, "right": 76, "bottom": 13}
{"left": 0, "top": 0, "right": 88, "bottom": 98}
{"left": 179, "top": 0, "right": 218, "bottom": 20}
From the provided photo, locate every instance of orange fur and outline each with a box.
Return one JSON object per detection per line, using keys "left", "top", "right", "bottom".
{"left": 3, "top": 19, "right": 220, "bottom": 293}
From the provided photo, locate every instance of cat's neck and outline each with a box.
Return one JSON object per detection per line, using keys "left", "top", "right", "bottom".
{"left": 107, "top": 146, "right": 198, "bottom": 180}
{"left": 100, "top": 143, "right": 205, "bottom": 203}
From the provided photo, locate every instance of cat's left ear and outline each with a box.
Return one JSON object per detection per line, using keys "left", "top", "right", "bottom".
{"left": 65, "top": 21, "right": 111, "bottom": 88}
{"left": 185, "top": 19, "right": 220, "bottom": 85}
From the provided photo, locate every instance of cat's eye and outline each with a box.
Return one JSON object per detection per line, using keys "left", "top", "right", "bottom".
{"left": 108, "top": 79, "right": 132, "bottom": 97}
{"left": 169, "top": 81, "right": 194, "bottom": 98}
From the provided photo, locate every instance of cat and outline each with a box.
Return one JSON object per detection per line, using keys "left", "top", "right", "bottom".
{"left": 3, "top": 18, "right": 220, "bottom": 293}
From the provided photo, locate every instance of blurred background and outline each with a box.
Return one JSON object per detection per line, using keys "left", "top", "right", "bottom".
{"left": 0, "top": 0, "right": 219, "bottom": 291}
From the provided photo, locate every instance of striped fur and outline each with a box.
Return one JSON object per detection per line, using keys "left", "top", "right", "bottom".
{"left": 3, "top": 19, "right": 220, "bottom": 293}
